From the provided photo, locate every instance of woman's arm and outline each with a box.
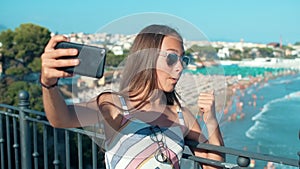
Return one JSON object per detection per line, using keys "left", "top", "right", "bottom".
{"left": 43, "top": 88, "right": 100, "bottom": 128}
{"left": 41, "top": 35, "right": 100, "bottom": 128}
{"left": 184, "top": 91, "right": 225, "bottom": 169}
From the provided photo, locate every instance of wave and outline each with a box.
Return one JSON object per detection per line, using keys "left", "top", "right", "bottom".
{"left": 251, "top": 90, "right": 300, "bottom": 121}
{"left": 246, "top": 90, "right": 300, "bottom": 139}
{"left": 271, "top": 74, "right": 300, "bottom": 85}
{"left": 272, "top": 79, "right": 293, "bottom": 85}
{"left": 245, "top": 121, "right": 265, "bottom": 139}
{"left": 288, "top": 91, "right": 300, "bottom": 99}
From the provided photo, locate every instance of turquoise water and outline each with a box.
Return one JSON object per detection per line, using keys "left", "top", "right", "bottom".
{"left": 185, "top": 64, "right": 289, "bottom": 77}
{"left": 218, "top": 68, "right": 300, "bottom": 168}
{"left": 188, "top": 65, "right": 299, "bottom": 168}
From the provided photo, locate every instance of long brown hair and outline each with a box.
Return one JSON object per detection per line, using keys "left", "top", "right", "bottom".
{"left": 118, "top": 24, "right": 184, "bottom": 109}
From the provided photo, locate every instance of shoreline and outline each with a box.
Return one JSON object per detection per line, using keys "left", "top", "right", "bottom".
{"left": 218, "top": 69, "right": 300, "bottom": 168}
{"left": 177, "top": 66, "right": 300, "bottom": 126}
{"left": 220, "top": 69, "right": 299, "bottom": 123}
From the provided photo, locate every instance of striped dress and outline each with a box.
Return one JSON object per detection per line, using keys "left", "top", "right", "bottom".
{"left": 104, "top": 96, "right": 186, "bottom": 169}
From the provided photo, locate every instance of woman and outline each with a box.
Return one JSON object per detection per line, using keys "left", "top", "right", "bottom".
{"left": 41, "top": 24, "right": 224, "bottom": 169}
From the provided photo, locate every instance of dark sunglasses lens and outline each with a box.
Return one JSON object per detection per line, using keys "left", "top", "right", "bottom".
{"left": 182, "top": 57, "right": 189, "bottom": 67}
{"left": 155, "top": 148, "right": 168, "bottom": 162}
{"left": 166, "top": 53, "right": 178, "bottom": 66}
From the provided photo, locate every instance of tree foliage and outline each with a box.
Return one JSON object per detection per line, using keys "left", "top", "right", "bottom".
{"left": 0, "top": 23, "right": 50, "bottom": 76}
{"left": 186, "top": 44, "right": 217, "bottom": 61}
{"left": 0, "top": 23, "right": 50, "bottom": 111}
{"left": 105, "top": 50, "right": 127, "bottom": 67}
{"left": 258, "top": 47, "right": 274, "bottom": 57}
{"left": 0, "top": 79, "right": 42, "bottom": 110}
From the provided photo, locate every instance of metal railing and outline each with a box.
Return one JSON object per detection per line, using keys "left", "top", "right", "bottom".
{"left": 0, "top": 90, "right": 299, "bottom": 169}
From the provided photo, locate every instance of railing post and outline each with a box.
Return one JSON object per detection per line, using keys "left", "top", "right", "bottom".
{"left": 18, "top": 90, "right": 32, "bottom": 169}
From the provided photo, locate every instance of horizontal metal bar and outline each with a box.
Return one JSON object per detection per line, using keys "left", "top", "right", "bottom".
{"left": 0, "top": 104, "right": 45, "bottom": 117}
{"left": 0, "top": 111, "right": 19, "bottom": 118}
{"left": 24, "top": 117, "right": 51, "bottom": 125}
{"left": 22, "top": 108, "right": 46, "bottom": 117}
{"left": 0, "top": 104, "right": 22, "bottom": 111}
{"left": 182, "top": 153, "right": 240, "bottom": 169}
{"left": 185, "top": 140, "right": 299, "bottom": 167}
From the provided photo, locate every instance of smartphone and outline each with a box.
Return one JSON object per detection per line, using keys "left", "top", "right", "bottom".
{"left": 55, "top": 41, "right": 106, "bottom": 78}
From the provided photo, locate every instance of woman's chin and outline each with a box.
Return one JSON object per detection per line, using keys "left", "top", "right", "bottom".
{"left": 158, "top": 84, "right": 176, "bottom": 93}
{"left": 163, "top": 87, "right": 175, "bottom": 93}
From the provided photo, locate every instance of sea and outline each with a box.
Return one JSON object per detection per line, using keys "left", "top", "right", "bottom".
{"left": 216, "top": 66, "right": 300, "bottom": 169}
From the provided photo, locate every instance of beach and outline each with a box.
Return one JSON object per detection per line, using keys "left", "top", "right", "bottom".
{"left": 221, "top": 73, "right": 300, "bottom": 169}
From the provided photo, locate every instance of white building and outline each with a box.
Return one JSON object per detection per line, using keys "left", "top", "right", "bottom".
{"left": 111, "top": 46, "right": 123, "bottom": 55}
{"left": 217, "top": 47, "right": 230, "bottom": 59}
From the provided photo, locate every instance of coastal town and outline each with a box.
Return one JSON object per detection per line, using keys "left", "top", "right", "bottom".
{"left": 65, "top": 32, "right": 300, "bottom": 72}
{"left": 1, "top": 31, "right": 300, "bottom": 77}
{"left": 65, "top": 32, "right": 300, "bottom": 59}
{"left": 55, "top": 32, "right": 300, "bottom": 91}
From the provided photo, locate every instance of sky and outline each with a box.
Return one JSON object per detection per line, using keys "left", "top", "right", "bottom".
{"left": 1, "top": 0, "right": 300, "bottom": 45}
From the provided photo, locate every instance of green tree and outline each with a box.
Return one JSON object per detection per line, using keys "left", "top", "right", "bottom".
{"left": 258, "top": 47, "right": 274, "bottom": 57}
{"left": 105, "top": 50, "right": 127, "bottom": 67}
{"left": 242, "top": 47, "right": 252, "bottom": 59}
{"left": 0, "top": 23, "right": 50, "bottom": 111}
{"left": 0, "top": 29, "right": 15, "bottom": 73}
{"left": 229, "top": 49, "right": 242, "bottom": 60}
{"left": 0, "top": 23, "right": 51, "bottom": 77}
{"left": 187, "top": 44, "right": 217, "bottom": 61}
{"left": 28, "top": 57, "right": 42, "bottom": 72}
{"left": 0, "top": 80, "right": 42, "bottom": 110}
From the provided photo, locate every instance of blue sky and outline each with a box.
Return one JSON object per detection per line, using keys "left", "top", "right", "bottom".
{"left": 1, "top": 0, "right": 299, "bottom": 45}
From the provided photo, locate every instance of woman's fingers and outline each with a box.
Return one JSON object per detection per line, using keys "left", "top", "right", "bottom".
{"left": 42, "top": 57, "right": 79, "bottom": 68}
{"left": 41, "top": 35, "right": 79, "bottom": 86}
{"left": 44, "top": 35, "right": 69, "bottom": 53}
{"left": 198, "top": 92, "right": 214, "bottom": 106}
{"left": 197, "top": 91, "right": 216, "bottom": 118}
{"left": 42, "top": 47, "right": 78, "bottom": 59}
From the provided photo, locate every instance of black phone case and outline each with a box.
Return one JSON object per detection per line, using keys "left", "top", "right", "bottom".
{"left": 55, "top": 42, "right": 106, "bottom": 78}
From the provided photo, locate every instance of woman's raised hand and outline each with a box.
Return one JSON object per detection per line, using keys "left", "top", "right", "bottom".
{"left": 40, "top": 35, "right": 80, "bottom": 86}
{"left": 197, "top": 91, "right": 217, "bottom": 123}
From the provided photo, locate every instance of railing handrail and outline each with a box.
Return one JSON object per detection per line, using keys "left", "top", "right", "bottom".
{"left": 0, "top": 91, "right": 299, "bottom": 169}
{"left": 185, "top": 140, "right": 299, "bottom": 167}
{"left": 0, "top": 103, "right": 46, "bottom": 117}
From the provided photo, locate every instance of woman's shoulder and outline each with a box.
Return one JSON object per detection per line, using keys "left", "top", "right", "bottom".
{"left": 97, "top": 92, "right": 123, "bottom": 115}
{"left": 97, "top": 91, "right": 122, "bottom": 104}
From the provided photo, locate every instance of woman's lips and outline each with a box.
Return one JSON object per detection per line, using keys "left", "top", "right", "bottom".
{"left": 170, "top": 77, "right": 178, "bottom": 84}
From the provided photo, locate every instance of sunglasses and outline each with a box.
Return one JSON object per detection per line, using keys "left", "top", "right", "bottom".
{"left": 149, "top": 126, "right": 171, "bottom": 164}
{"left": 160, "top": 52, "right": 190, "bottom": 68}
